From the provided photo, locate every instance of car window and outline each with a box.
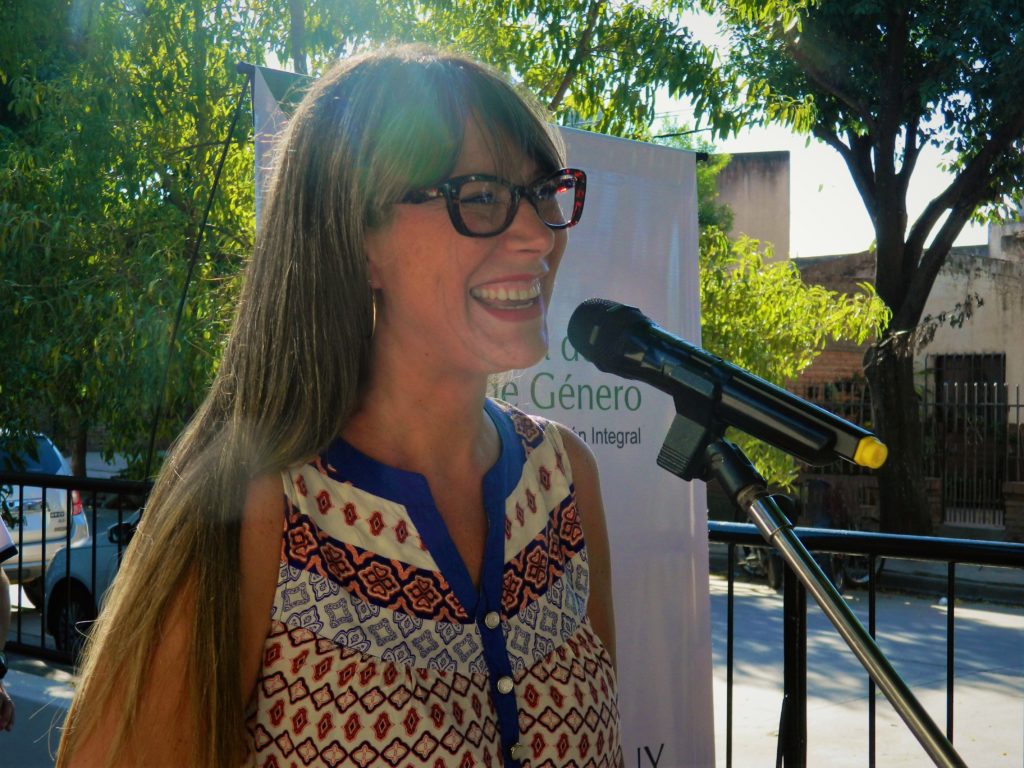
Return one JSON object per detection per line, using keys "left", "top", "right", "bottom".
{"left": 0, "top": 437, "right": 62, "bottom": 473}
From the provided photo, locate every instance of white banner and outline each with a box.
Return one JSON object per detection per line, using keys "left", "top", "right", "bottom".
{"left": 513, "top": 129, "right": 713, "bottom": 768}
{"left": 251, "top": 66, "right": 714, "bottom": 768}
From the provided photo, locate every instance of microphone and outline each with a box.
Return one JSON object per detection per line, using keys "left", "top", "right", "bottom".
{"left": 567, "top": 298, "right": 888, "bottom": 469}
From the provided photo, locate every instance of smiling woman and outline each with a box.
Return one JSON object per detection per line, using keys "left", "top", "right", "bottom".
{"left": 57, "top": 45, "right": 622, "bottom": 768}
{"left": 363, "top": 116, "right": 569, "bottom": 377}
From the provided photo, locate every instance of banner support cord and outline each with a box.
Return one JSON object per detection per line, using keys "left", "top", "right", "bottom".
{"left": 143, "top": 69, "right": 252, "bottom": 480}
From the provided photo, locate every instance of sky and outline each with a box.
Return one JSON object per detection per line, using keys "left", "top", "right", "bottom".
{"left": 657, "top": 12, "right": 989, "bottom": 259}
{"left": 655, "top": 119, "right": 991, "bottom": 259}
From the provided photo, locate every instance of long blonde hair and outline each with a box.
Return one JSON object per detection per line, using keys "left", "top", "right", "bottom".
{"left": 57, "top": 44, "right": 563, "bottom": 767}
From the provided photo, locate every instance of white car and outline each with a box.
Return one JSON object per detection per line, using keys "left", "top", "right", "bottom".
{"left": 0, "top": 434, "right": 90, "bottom": 605}
{"left": 44, "top": 512, "right": 138, "bottom": 659}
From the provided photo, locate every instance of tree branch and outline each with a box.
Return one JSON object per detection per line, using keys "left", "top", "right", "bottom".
{"left": 814, "top": 126, "right": 878, "bottom": 219}
{"left": 872, "top": 7, "right": 907, "bottom": 191}
{"left": 287, "top": 0, "right": 308, "bottom": 76}
{"left": 905, "top": 105, "right": 1024, "bottom": 260}
{"left": 897, "top": 122, "right": 920, "bottom": 196}
{"left": 893, "top": 201, "right": 977, "bottom": 331}
{"left": 783, "top": 27, "right": 876, "bottom": 134}
{"left": 547, "top": 0, "right": 602, "bottom": 112}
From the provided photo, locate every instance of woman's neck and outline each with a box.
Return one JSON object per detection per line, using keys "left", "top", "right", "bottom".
{"left": 342, "top": 353, "right": 499, "bottom": 480}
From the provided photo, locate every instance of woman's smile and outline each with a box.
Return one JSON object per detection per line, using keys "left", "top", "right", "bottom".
{"left": 469, "top": 276, "right": 544, "bottom": 309}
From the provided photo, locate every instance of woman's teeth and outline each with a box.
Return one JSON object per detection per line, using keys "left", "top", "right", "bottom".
{"left": 471, "top": 282, "right": 541, "bottom": 305}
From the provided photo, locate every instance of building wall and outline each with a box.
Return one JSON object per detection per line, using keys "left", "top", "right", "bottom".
{"left": 791, "top": 239, "right": 1024, "bottom": 395}
{"left": 919, "top": 247, "right": 1024, "bottom": 389}
{"left": 715, "top": 151, "right": 790, "bottom": 260}
{"left": 795, "top": 345, "right": 866, "bottom": 392}
{"left": 791, "top": 250, "right": 875, "bottom": 390}
{"left": 988, "top": 206, "right": 1024, "bottom": 261}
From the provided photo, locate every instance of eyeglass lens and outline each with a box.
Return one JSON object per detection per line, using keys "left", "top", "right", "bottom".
{"left": 455, "top": 173, "right": 578, "bottom": 235}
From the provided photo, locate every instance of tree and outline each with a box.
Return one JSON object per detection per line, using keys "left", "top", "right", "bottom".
{"left": 698, "top": 228, "right": 888, "bottom": 488}
{"left": 412, "top": 0, "right": 740, "bottom": 138}
{"left": 654, "top": 121, "right": 888, "bottom": 487}
{"left": 257, "top": 0, "right": 741, "bottom": 140}
{"left": 709, "top": 0, "right": 1024, "bottom": 533}
{"left": 0, "top": 1, "right": 259, "bottom": 476}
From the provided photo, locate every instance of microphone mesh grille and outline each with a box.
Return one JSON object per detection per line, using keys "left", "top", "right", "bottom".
{"left": 567, "top": 298, "right": 618, "bottom": 360}
{"left": 567, "top": 298, "right": 645, "bottom": 368}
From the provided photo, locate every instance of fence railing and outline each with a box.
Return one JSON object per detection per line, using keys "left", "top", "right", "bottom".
{"left": 797, "top": 378, "right": 1024, "bottom": 531}
{"left": 710, "top": 520, "right": 1024, "bottom": 767}
{"left": 1, "top": 471, "right": 149, "bottom": 664}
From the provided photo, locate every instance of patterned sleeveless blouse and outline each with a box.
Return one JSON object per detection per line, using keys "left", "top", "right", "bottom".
{"left": 245, "top": 399, "right": 622, "bottom": 767}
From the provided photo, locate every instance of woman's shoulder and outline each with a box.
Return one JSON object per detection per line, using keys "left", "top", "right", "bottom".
{"left": 240, "top": 473, "right": 287, "bottom": 568}
{"left": 487, "top": 397, "right": 597, "bottom": 481}
{"left": 239, "top": 473, "right": 288, "bottom": 701}
{"left": 240, "top": 473, "right": 286, "bottom": 590}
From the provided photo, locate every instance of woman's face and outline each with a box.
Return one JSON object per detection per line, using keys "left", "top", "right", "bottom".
{"left": 365, "top": 118, "right": 566, "bottom": 379}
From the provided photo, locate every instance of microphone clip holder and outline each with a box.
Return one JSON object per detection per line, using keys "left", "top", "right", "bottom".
{"left": 656, "top": 394, "right": 725, "bottom": 483}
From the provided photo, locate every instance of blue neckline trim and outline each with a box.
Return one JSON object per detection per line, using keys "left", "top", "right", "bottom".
{"left": 321, "top": 399, "right": 525, "bottom": 614}
{"left": 321, "top": 398, "right": 528, "bottom": 765}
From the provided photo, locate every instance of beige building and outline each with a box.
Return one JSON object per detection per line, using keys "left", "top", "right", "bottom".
{"left": 918, "top": 239, "right": 1024, "bottom": 389}
{"left": 790, "top": 224, "right": 1024, "bottom": 536}
{"left": 714, "top": 151, "right": 790, "bottom": 260}
{"left": 791, "top": 227, "right": 1024, "bottom": 395}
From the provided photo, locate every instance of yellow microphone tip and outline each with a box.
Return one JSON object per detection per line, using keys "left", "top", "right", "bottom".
{"left": 854, "top": 436, "right": 888, "bottom": 469}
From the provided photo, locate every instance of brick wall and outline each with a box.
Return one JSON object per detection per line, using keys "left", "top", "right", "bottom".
{"left": 794, "top": 347, "right": 867, "bottom": 392}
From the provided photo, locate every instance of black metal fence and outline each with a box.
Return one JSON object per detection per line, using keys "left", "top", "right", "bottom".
{"left": 926, "top": 381, "right": 1023, "bottom": 528}
{"left": 1, "top": 471, "right": 149, "bottom": 664}
{"left": 710, "top": 520, "right": 1024, "bottom": 767}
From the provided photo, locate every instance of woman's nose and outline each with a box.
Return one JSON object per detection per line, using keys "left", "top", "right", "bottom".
{"left": 504, "top": 196, "right": 556, "bottom": 251}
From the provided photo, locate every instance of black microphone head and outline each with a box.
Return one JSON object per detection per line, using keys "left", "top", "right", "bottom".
{"left": 567, "top": 298, "right": 649, "bottom": 370}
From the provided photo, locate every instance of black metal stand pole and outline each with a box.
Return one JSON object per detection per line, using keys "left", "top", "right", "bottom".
{"left": 779, "top": 565, "right": 807, "bottom": 766}
{"left": 702, "top": 439, "right": 966, "bottom": 768}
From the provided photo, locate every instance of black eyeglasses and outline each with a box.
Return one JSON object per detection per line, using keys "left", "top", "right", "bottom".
{"left": 401, "top": 167, "right": 587, "bottom": 238}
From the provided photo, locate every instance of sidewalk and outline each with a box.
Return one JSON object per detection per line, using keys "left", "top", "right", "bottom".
{"left": 708, "top": 573, "right": 1024, "bottom": 766}
{"left": 4, "top": 654, "right": 74, "bottom": 767}
{"left": 879, "top": 556, "right": 1024, "bottom": 605}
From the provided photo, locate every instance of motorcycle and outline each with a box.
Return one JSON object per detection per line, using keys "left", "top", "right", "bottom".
{"left": 738, "top": 482, "right": 884, "bottom": 591}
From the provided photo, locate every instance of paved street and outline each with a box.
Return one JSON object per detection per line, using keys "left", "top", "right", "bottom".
{"left": 3, "top": 575, "right": 1022, "bottom": 766}
{"left": 710, "top": 573, "right": 1024, "bottom": 767}
{"left": 2, "top": 658, "right": 72, "bottom": 767}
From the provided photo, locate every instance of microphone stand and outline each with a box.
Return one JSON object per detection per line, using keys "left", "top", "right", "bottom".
{"left": 656, "top": 412, "right": 966, "bottom": 768}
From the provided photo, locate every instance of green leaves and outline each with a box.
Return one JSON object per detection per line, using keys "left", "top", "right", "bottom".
{"left": 404, "top": 0, "right": 740, "bottom": 140}
{"left": 0, "top": 0, "right": 255, "bottom": 475}
{"left": 699, "top": 226, "right": 889, "bottom": 486}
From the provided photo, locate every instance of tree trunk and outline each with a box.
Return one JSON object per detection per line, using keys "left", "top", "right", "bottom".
{"left": 865, "top": 338, "right": 933, "bottom": 535}
{"left": 70, "top": 418, "right": 89, "bottom": 478}
{"left": 288, "top": 0, "right": 308, "bottom": 76}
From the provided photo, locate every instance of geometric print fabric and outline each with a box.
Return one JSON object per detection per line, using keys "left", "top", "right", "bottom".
{"left": 245, "top": 400, "right": 623, "bottom": 766}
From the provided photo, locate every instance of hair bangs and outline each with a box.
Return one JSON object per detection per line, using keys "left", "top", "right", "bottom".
{"left": 352, "top": 49, "right": 564, "bottom": 218}
{"left": 461, "top": 75, "right": 564, "bottom": 182}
